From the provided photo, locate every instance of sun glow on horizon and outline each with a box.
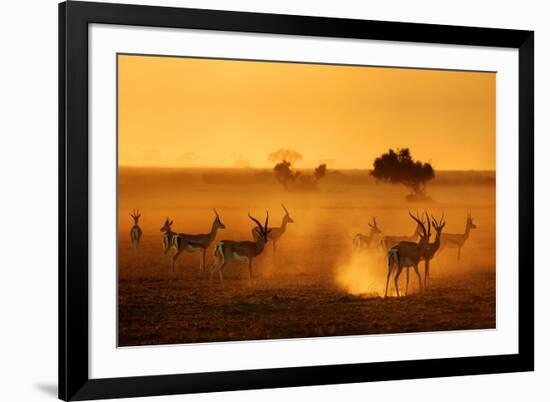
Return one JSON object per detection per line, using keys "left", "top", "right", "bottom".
{"left": 118, "top": 55, "right": 496, "bottom": 171}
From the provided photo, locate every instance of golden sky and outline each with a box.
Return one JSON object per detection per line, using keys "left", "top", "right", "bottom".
{"left": 118, "top": 54, "right": 495, "bottom": 170}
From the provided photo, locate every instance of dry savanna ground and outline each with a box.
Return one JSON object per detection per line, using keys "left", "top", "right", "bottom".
{"left": 118, "top": 168, "right": 496, "bottom": 346}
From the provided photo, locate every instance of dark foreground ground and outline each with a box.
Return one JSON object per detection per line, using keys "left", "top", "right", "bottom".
{"left": 118, "top": 270, "right": 495, "bottom": 346}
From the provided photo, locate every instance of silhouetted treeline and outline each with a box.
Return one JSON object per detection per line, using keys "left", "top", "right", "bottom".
{"left": 118, "top": 167, "right": 495, "bottom": 190}
{"left": 273, "top": 160, "right": 328, "bottom": 191}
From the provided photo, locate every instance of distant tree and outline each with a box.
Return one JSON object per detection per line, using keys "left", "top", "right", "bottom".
{"left": 371, "top": 148, "right": 435, "bottom": 201}
{"left": 274, "top": 160, "right": 297, "bottom": 190}
{"left": 273, "top": 160, "right": 328, "bottom": 191}
{"left": 314, "top": 164, "right": 327, "bottom": 182}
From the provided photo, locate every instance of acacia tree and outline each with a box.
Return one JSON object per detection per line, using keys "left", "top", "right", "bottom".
{"left": 274, "top": 160, "right": 297, "bottom": 190}
{"left": 314, "top": 164, "right": 327, "bottom": 182}
{"left": 371, "top": 148, "right": 435, "bottom": 200}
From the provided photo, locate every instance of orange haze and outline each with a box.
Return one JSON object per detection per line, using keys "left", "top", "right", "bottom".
{"left": 118, "top": 54, "right": 496, "bottom": 170}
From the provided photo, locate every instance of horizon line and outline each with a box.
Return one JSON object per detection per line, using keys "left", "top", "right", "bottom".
{"left": 118, "top": 165, "right": 496, "bottom": 172}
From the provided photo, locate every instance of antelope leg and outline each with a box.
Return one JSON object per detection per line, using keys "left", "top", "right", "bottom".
{"left": 394, "top": 267, "right": 402, "bottom": 297}
{"left": 248, "top": 260, "right": 253, "bottom": 284}
{"left": 405, "top": 267, "right": 410, "bottom": 296}
{"left": 424, "top": 260, "right": 430, "bottom": 288}
{"left": 384, "top": 268, "right": 392, "bottom": 298}
{"left": 209, "top": 258, "right": 220, "bottom": 282}
{"left": 218, "top": 263, "right": 226, "bottom": 288}
{"left": 385, "top": 255, "right": 394, "bottom": 298}
{"left": 413, "top": 264, "right": 423, "bottom": 292}
{"left": 200, "top": 249, "right": 206, "bottom": 274}
{"left": 172, "top": 248, "right": 183, "bottom": 273}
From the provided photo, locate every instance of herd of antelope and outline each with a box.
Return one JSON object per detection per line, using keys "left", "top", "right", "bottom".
{"left": 129, "top": 205, "right": 294, "bottom": 287}
{"left": 128, "top": 206, "right": 477, "bottom": 296}
{"left": 353, "top": 211, "right": 477, "bottom": 296}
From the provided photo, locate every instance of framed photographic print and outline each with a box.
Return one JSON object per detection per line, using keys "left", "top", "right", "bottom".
{"left": 59, "top": 1, "right": 534, "bottom": 400}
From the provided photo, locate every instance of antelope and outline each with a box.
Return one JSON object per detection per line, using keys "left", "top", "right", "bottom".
{"left": 384, "top": 212, "right": 431, "bottom": 298}
{"left": 438, "top": 212, "right": 477, "bottom": 260}
{"left": 161, "top": 209, "right": 226, "bottom": 273}
{"left": 404, "top": 213, "right": 446, "bottom": 293}
{"left": 160, "top": 218, "right": 175, "bottom": 255}
{"left": 352, "top": 217, "right": 382, "bottom": 251}
{"left": 379, "top": 214, "right": 426, "bottom": 251}
{"left": 210, "top": 212, "right": 271, "bottom": 287}
{"left": 422, "top": 214, "right": 446, "bottom": 288}
{"left": 252, "top": 204, "right": 293, "bottom": 253}
{"left": 130, "top": 210, "right": 142, "bottom": 250}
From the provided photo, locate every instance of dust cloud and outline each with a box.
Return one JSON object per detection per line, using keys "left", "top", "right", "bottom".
{"left": 119, "top": 167, "right": 495, "bottom": 280}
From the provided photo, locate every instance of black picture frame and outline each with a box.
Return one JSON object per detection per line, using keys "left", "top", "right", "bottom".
{"left": 59, "top": 1, "right": 534, "bottom": 400}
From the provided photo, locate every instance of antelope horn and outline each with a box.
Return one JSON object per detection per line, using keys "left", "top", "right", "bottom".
{"left": 408, "top": 211, "right": 426, "bottom": 237}
{"left": 282, "top": 204, "right": 288, "bottom": 214}
{"left": 213, "top": 208, "right": 219, "bottom": 217}
{"left": 264, "top": 210, "right": 269, "bottom": 231}
{"left": 431, "top": 212, "right": 443, "bottom": 227}
{"left": 248, "top": 213, "right": 263, "bottom": 230}
{"left": 425, "top": 211, "right": 431, "bottom": 238}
